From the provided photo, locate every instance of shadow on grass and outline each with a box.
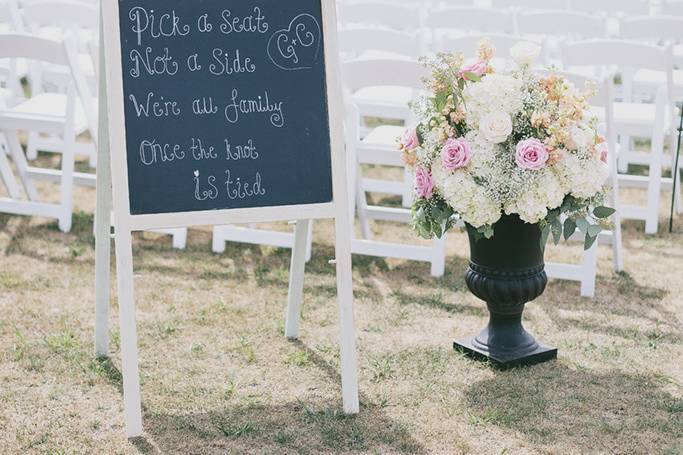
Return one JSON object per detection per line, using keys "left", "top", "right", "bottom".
{"left": 543, "top": 270, "right": 677, "bottom": 338}
{"left": 100, "top": 341, "right": 424, "bottom": 455}
{"left": 464, "top": 363, "right": 683, "bottom": 454}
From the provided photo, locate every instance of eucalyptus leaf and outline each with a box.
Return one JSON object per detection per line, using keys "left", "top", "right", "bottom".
{"left": 587, "top": 224, "right": 602, "bottom": 237}
{"left": 584, "top": 233, "right": 598, "bottom": 250}
{"left": 563, "top": 218, "right": 577, "bottom": 241}
{"left": 593, "top": 206, "right": 616, "bottom": 219}
{"left": 576, "top": 218, "right": 589, "bottom": 233}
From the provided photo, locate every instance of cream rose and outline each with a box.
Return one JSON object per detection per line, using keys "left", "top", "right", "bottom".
{"left": 566, "top": 125, "right": 593, "bottom": 151}
{"left": 479, "top": 111, "right": 512, "bottom": 144}
{"left": 510, "top": 41, "right": 541, "bottom": 67}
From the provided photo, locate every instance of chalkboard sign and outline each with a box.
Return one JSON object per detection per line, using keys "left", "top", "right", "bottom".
{"left": 118, "top": 0, "right": 334, "bottom": 215}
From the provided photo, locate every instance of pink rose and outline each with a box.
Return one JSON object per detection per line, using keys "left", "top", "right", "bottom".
{"left": 415, "top": 166, "right": 434, "bottom": 199}
{"left": 441, "top": 137, "right": 472, "bottom": 170}
{"left": 515, "top": 138, "right": 548, "bottom": 170}
{"left": 400, "top": 127, "right": 419, "bottom": 151}
{"left": 458, "top": 61, "right": 487, "bottom": 81}
{"left": 598, "top": 143, "right": 609, "bottom": 164}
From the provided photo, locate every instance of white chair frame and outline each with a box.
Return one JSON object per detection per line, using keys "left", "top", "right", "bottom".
{"left": 561, "top": 39, "right": 676, "bottom": 234}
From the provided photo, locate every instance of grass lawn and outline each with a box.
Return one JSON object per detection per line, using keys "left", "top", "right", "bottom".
{"left": 0, "top": 170, "right": 682, "bottom": 454}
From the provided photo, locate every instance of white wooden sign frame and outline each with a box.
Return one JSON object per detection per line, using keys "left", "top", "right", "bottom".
{"left": 97, "top": 0, "right": 358, "bottom": 437}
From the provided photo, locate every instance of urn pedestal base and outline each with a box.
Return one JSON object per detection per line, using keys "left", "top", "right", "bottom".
{"left": 454, "top": 310, "right": 557, "bottom": 367}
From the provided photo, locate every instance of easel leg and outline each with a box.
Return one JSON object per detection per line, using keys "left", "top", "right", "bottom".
{"left": 115, "top": 228, "right": 143, "bottom": 437}
{"left": 285, "top": 219, "right": 311, "bottom": 339}
{"left": 94, "top": 9, "right": 112, "bottom": 357}
{"left": 333, "top": 215, "right": 359, "bottom": 414}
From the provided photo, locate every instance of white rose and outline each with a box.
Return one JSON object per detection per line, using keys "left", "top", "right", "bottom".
{"left": 566, "top": 125, "right": 593, "bottom": 151}
{"left": 479, "top": 112, "right": 513, "bottom": 144}
{"left": 510, "top": 41, "right": 541, "bottom": 67}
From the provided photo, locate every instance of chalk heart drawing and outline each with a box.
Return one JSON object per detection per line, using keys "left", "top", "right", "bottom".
{"left": 267, "top": 13, "right": 321, "bottom": 71}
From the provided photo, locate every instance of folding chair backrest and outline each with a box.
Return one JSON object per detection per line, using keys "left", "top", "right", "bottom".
{"left": 561, "top": 39, "right": 672, "bottom": 73}
{"left": 338, "top": 2, "right": 421, "bottom": 32}
{"left": 0, "top": 33, "right": 70, "bottom": 66}
{"left": 341, "top": 58, "right": 427, "bottom": 92}
{"left": 517, "top": 11, "right": 605, "bottom": 38}
{"left": 23, "top": 0, "right": 97, "bottom": 32}
{"left": 426, "top": 7, "right": 516, "bottom": 34}
{"left": 568, "top": 0, "right": 650, "bottom": 15}
{"left": 620, "top": 17, "right": 683, "bottom": 43}
{"left": 492, "top": 0, "right": 569, "bottom": 9}
{"left": 338, "top": 27, "right": 421, "bottom": 60}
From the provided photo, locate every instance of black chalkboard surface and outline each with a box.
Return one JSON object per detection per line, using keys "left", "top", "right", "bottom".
{"left": 118, "top": 0, "right": 333, "bottom": 215}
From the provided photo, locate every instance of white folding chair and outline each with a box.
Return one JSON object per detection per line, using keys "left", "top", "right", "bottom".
{"left": 343, "top": 58, "right": 446, "bottom": 277}
{"left": 21, "top": 0, "right": 97, "bottom": 163}
{"left": 568, "top": 0, "right": 650, "bottom": 16}
{"left": 0, "top": 33, "right": 90, "bottom": 232}
{"left": 619, "top": 17, "right": 683, "bottom": 212}
{"left": 338, "top": 27, "right": 423, "bottom": 143}
{"left": 561, "top": 39, "right": 676, "bottom": 234}
{"left": 540, "top": 71, "right": 623, "bottom": 297}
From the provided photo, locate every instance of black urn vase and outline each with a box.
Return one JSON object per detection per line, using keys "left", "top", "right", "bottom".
{"left": 454, "top": 214, "right": 557, "bottom": 367}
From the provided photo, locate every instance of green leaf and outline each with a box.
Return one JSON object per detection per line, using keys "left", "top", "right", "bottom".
{"left": 584, "top": 233, "right": 598, "bottom": 250}
{"left": 587, "top": 224, "right": 602, "bottom": 237}
{"left": 576, "top": 218, "right": 589, "bottom": 233}
{"left": 551, "top": 218, "right": 562, "bottom": 245}
{"left": 563, "top": 218, "right": 577, "bottom": 241}
{"left": 593, "top": 206, "right": 616, "bottom": 219}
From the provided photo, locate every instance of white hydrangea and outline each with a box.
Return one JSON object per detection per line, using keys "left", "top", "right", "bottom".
{"left": 433, "top": 163, "right": 502, "bottom": 227}
{"left": 500, "top": 169, "right": 566, "bottom": 224}
{"left": 558, "top": 153, "right": 609, "bottom": 199}
{"left": 462, "top": 74, "right": 524, "bottom": 130}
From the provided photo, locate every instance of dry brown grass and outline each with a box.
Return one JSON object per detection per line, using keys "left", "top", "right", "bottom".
{"left": 0, "top": 161, "right": 682, "bottom": 454}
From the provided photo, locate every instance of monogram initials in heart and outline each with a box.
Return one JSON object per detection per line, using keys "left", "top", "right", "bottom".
{"left": 267, "top": 13, "right": 321, "bottom": 71}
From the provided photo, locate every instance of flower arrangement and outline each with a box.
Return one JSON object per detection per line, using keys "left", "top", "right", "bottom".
{"left": 400, "top": 40, "right": 614, "bottom": 249}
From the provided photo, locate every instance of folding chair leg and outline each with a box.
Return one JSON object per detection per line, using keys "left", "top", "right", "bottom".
{"left": 580, "top": 241, "right": 598, "bottom": 298}
{"left": 26, "top": 131, "right": 39, "bottom": 160}
{"left": 6, "top": 131, "right": 38, "bottom": 201}
{"left": 356, "top": 163, "right": 372, "bottom": 240}
{"left": 58, "top": 135, "right": 76, "bottom": 233}
{"left": 673, "top": 156, "right": 682, "bottom": 215}
{"left": 402, "top": 167, "right": 414, "bottom": 208}
{"left": 645, "top": 130, "right": 664, "bottom": 234}
{"left": 430, "top": 234, "right": 446, "bottom": 278}
{"left": 0, "top": 143, "right": 21, "bottom": 199}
